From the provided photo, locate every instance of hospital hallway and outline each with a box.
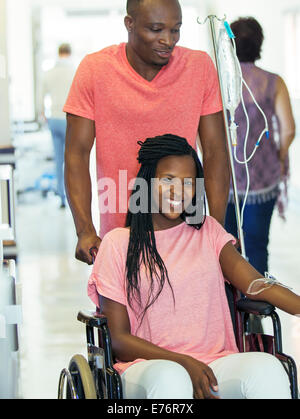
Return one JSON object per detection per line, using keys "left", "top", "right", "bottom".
{"left": 0, "top": 0, "right": 299, "bottom": 399}
{"left": 14, "top": 131, "right": 300, "bottom": 399}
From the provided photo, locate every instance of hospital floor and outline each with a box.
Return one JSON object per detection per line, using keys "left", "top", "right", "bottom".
{"left": 15, "top": 130, "right": 300, "bottom": 399}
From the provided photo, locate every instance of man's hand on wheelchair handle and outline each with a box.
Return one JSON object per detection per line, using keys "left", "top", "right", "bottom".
{"left": 75, "top": 231, "right": 101, "bottom": 264}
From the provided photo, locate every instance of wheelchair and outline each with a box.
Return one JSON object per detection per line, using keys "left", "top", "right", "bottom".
{"left": 58, "top": 283, "right": 299, "bottom": 399}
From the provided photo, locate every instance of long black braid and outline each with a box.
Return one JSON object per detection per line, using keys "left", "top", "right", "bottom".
{"left": 125, "top": 134, "right": 206, "bottom": 326}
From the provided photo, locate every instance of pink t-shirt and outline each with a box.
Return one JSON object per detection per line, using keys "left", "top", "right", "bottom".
{"left": 88, "top": 216, "right": 238, "bottom": 375}
{"left": 64, "top": 43, "right": 222, "bottom": 238}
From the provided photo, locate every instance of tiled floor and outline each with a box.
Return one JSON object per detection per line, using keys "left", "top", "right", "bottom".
{"left": 16, "top": 193, "right": 95, "bottom": 399}
{"left": 15, "top": 131, "right": 300, "bottom": 399}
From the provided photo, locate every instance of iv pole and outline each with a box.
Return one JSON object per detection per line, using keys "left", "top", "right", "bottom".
{"left": 198, "top": 15, "right": 246, "bottom": 259}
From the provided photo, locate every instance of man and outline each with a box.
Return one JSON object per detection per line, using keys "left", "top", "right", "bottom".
{"left": 42, "top": 43, "right": 75, "bottom": 208}
{"left": 64, "top": 0, "right": 230, "bottom": 264}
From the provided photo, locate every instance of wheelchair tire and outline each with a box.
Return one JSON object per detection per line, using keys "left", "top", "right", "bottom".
{"left": 67, "top": 354, "right": 97, "bottom": 399}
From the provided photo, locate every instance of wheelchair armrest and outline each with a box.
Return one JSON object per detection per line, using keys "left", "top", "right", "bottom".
{"left": 77, "top": 310, "right": 108, "bottom": 328}
{"left": 236, "top": 298, "right": 275, "bottom": 316}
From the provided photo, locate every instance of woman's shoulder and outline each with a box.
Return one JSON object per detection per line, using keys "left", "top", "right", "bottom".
{"left": 99, "top": 228, "right": 130, "bottom": 259}
{"left": 201, "top": 216, "right": 232, "bottom": 241}
{"left": 202, "top": 215, "right": 222, "bottom": 230}
{"left": 252, "top": 64, "right": 279, "bottom": 84}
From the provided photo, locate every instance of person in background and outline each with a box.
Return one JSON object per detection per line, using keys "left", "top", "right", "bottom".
{"left": 41, "top": 43, "right": 75, "bottom": 208}
{"left": 63, "top": 0, "right": 230, "bottom": 264}
{"left": 225, "top": 17, "right": 296, "bottom": 274}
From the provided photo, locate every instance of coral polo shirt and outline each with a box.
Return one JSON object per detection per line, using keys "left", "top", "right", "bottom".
{"left": 64, "top": 43, "right": 222, "bottom": 238}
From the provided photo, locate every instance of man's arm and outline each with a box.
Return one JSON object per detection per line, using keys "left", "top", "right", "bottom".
{"left": 198, "top": 111, "right": 230, "bottom": 225}
{"left": 65, "top": 113, "right": 101, "bottom": 264}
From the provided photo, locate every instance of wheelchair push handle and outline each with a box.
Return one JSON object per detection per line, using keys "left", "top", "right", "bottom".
{"left": 89, "top": 247, "right": 98, "bottom": 264}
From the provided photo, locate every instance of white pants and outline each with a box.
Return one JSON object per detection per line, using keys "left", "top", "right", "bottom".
{"left": 120, "top": 352, "right": 291, "bottom": 399}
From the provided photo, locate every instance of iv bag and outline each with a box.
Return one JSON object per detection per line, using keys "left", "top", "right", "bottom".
{"left": 217, "top": 26, "right": 241, "bottom": 117}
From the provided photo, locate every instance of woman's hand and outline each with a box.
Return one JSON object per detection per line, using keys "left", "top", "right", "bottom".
{"left": 181, "top": 356, "right": 219, "bottom": 399}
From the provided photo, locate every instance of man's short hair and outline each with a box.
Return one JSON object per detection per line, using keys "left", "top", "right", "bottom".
{"left": 58, "top": 43, "right": 72, "bottom": 56}
{"left": 126, "top": 0, "right": 143, "bottom": 17}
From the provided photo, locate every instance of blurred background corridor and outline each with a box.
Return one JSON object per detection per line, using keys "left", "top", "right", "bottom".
{"left": 0, "top": 0, "right": 299, "bottom": 398}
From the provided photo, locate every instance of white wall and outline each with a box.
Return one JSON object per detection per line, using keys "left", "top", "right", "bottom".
{"left": 6, "top": 0, "right": 35, "bottom": 122}
{"left": 0, "top": 0, "right": 11, "bottom": 146}
{"left": 211, "top": 0, "right": 297, "bottom": 75}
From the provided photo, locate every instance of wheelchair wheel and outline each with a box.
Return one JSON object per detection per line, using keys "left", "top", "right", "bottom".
{"left": 66, "top": 354, "right": 97, "bottom": 399}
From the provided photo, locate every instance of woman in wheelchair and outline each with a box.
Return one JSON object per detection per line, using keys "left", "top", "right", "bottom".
{"left": 88, "top": 134, "right": 300, "bottom": 399}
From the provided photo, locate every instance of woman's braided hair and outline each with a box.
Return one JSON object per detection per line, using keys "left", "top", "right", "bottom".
{"left": 125, "top": 134, "right": 205, "bottom": 326}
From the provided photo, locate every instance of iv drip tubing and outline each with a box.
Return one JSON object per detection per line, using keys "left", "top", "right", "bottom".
{"left": 230, "top": 37, "right": 269, "bottom": 226}
{"left": 199, "top": 16, "right": 270, "bottom": 255}
{"left": 232, "top": 38, "right": 269, "bottom": 165}
{"left": 206, "top": 15, "right": 246, "bottom": 259}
